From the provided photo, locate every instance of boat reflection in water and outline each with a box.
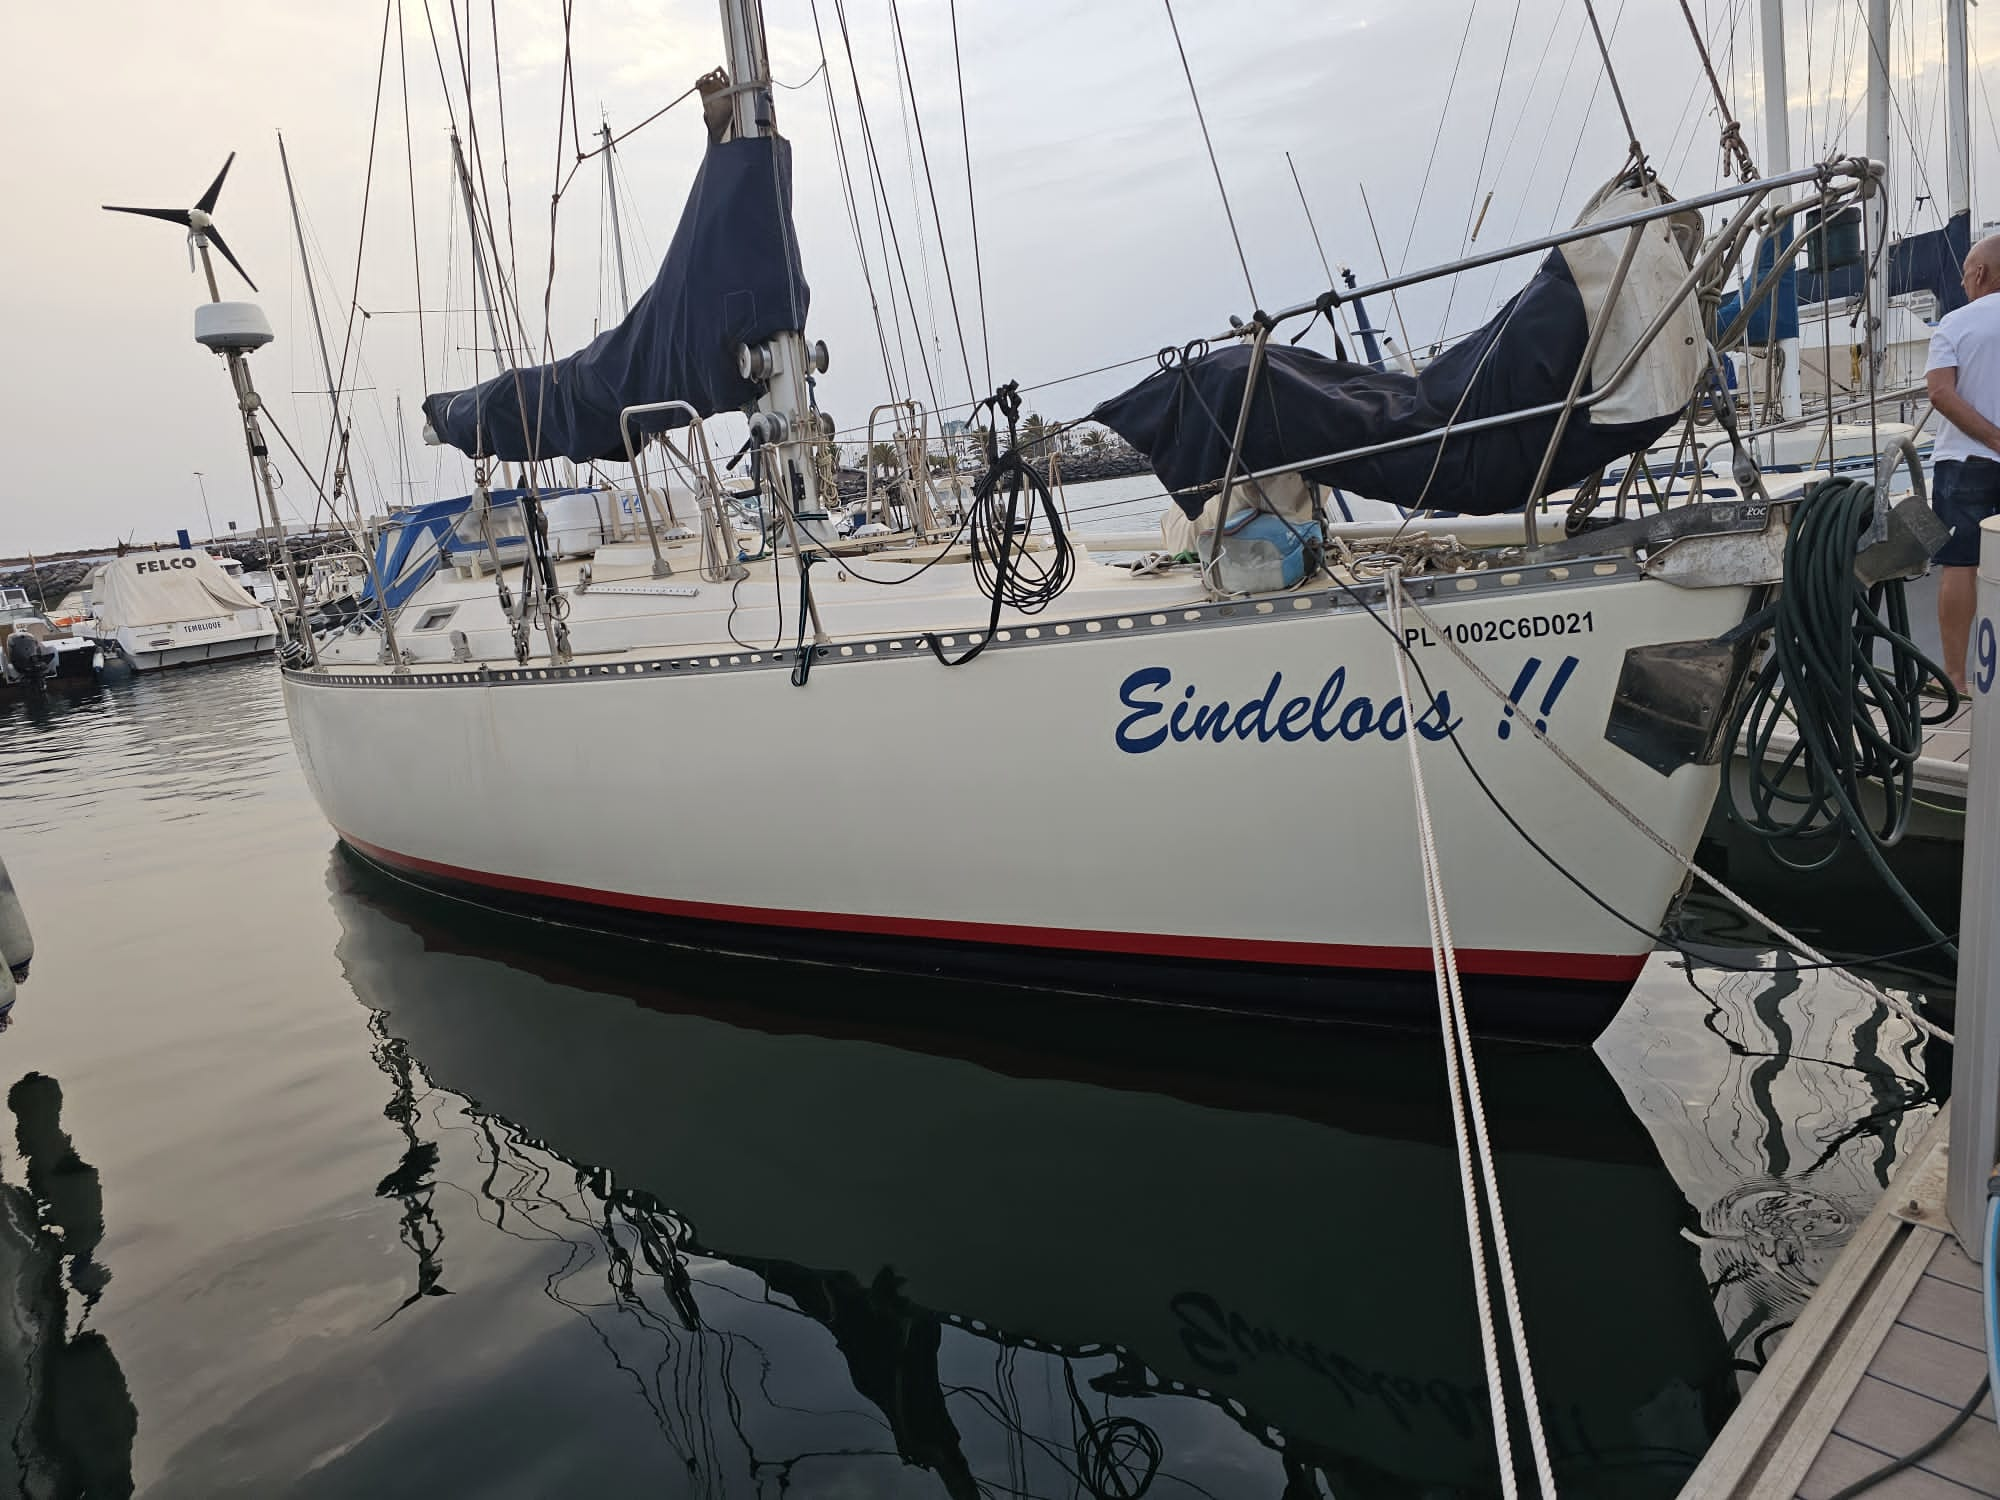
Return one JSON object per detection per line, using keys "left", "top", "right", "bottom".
{"left": 331, "top": 850, "right": 1735, "bottom": 1498}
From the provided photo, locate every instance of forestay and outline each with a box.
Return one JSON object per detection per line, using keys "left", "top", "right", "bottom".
{"left": 422, "top": 136, "right": 810, "bottom": 463}
{"left": 1094, "top": 172, "right": 1706, "bottom": 516}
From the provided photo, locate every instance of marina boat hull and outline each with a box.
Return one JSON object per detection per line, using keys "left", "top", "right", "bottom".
{"left": 286, "top": 552, "right": 1757, "bottom": 1040}
{"left": 105, "top": 625, "right": 278, "bottom": 673}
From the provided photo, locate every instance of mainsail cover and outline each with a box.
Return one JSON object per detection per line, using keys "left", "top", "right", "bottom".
{"left": 422, "top": 136, "right": 810, "bottom": 463}
{"left": 1094, "top": 175, "right": 1705, "bottom": 516}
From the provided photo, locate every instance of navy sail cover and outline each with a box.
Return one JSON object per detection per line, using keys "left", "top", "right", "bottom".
{"left": 1796, "top": 209, "right": 1970, "bottom": 315}
{"left": 1094, "top": 249, "right": 1684, "bottom": 517}
{"left": 423, "top": 135, "right": 809, "bottom": 462}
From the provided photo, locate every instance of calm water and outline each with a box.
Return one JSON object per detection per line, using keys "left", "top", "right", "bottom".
{"left": 0, "top": 591, "right": 1946, "bottom": 1497}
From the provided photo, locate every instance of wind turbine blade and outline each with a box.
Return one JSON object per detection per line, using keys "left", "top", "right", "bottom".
{"left": 196, "top": 152, "right": 237, "bottom": 214}
{"left": 204, "top": 225, "right": 258, "bottom": 292}
{"left": 102, "top": 205, "right": 193, "bottom": 225}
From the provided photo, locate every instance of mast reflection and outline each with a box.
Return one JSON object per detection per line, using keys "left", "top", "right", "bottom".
{"left": 331, "top": 849, "right": 1735, "bottom": 1499}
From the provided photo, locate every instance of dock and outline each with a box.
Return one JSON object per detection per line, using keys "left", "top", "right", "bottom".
{"left": 1682, "top": 1113, "right": 1998, "bottom": 1498}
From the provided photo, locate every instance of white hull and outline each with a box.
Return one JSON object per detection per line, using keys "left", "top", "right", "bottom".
{"left": 285, "top": 556, "right": 1755, "bottom": 1037}
{"left": 98, "top": 612, "right": 277, "bottom": 672}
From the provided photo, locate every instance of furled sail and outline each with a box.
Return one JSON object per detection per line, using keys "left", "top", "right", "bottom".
{"left": 1094, "top": 173, "right": 1705, "bottom": 517}
{"left": 422, "top": 135, "right": 810, "bottom": 463}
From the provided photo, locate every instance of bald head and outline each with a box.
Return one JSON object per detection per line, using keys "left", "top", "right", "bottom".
{"left": 1964, "top": 235, "right": 2000, "bottom": 302}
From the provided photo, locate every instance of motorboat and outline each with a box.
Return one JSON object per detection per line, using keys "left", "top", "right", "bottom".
{"left": 82, "top": 548, "right": 277, "bottom": 671}
{"left": 0, "top": 588, "right": 101, "bottom": 694}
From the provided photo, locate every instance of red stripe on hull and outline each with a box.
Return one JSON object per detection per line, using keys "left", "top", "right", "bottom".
{"left": 337, "top": 831, "right": 1649, "bottom": 984}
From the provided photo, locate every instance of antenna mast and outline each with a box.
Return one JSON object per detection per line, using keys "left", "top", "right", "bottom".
{"left": 104, "top": 155, "right": 322, "bottom": 664}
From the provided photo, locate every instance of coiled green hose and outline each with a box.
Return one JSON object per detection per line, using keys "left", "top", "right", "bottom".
{"left": 1723, "top": 475, "right": 1961, "bottom": 962}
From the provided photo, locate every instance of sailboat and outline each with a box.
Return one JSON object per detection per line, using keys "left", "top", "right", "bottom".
{"left": 113, "top": 2, "right": 1898, "bottom": 1040}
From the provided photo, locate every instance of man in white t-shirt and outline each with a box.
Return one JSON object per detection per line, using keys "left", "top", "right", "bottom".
{"left": 1923, "top": 235, "right": 2000, "bottom": 691}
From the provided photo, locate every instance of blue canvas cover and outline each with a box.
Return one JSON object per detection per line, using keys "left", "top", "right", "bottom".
{"left": 1796, "top": 209, "right": 1970, "bottom": 314}
{"left": 1743, "top": 221, "right": 1800, "bottom": 343}
{"left": 360, "top": 497, "right": 470, "bottom": 612}
{"left": 422, "top": 136, "right": 810, "bottom": 462}
{"left": 1094, "top": 251, "right": 1680, "bottom": 517}
{"left": 359, "top": 487, "right": 590, "bottom": 610}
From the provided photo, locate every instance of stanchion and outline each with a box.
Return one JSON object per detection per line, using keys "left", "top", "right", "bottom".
{"left": 1949, "top": 514, "right": 2000, "bottom": 1257}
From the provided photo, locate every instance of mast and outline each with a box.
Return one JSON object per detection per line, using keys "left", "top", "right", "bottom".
{"left": 716, "top": 0, "right": 827, "bottom": 522}
{"left": 278, "top": 133, "right": 341, "bottom": 430}
{"left": 449, "top": 131, "right": 519, "bottom": 510}
{"left": 600, "top": 120, "right": 634, "bottom": 317}
{"left": 1759, "top": 0, "right": 1802, "bottom": 418}
{"left": 397, "top": 393, "right": 412, "bottom": 509}
{"left": 1947, "top": 0, "right": 1972, "bottom": 223}
{"left": 1865, "top": 0, "right": 1891, "bottom": 387}
{"left": 277, "top": 131, "right": 365, "bottom": 537}
{"left": 449, "top": 132, "right": 513, "bottom": 380}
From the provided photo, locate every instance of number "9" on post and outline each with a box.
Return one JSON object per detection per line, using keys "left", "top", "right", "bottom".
{"left": 1978, "top": 617, "right": 1997, "bottom": 695}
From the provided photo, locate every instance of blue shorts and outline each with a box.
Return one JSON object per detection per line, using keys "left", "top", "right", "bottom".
{"left": 1931, "top": 458, "right": 2000, "bottom": 567}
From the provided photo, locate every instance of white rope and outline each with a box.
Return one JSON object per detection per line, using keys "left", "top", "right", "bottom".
{"left": 1386, "top": 572, "right": 1560, "bottom": 1500}
{"left": 1392, "top": 583, "right": 1954, "bottom": 1046}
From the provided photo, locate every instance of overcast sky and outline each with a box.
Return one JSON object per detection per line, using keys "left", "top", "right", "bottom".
{"left": 4, "top": 0, "right": 1998, "bottom": 555}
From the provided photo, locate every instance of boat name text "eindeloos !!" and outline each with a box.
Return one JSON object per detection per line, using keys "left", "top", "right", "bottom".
{"left": 1114, "top": 654, "right": 1581, "bottom": 754}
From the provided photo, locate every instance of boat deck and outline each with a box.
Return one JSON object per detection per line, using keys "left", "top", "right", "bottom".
{"left": 1925, "top": 701, "right": 1975, "bottom": 784}
{"left": 1682, "top": 1116, "right": 1999, "bottom": 1498}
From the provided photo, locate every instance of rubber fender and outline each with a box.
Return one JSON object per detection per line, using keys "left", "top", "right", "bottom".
{"left": 0, "top": 854, "right": 32, "bottom": 983}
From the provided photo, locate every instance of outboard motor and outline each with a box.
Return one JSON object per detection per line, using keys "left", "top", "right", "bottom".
{"left": 4, "top": 629, "right": 48, "bottom": 685}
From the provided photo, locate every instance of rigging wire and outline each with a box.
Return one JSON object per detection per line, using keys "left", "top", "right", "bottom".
{"left": 949, "top": 0, "right": 994, "bottom": 393}
{"left": 1159, "top": 0, "right": 1259, "bottom": 308}
{"left": 810, "top": 0, "right": 907, "bottom": 405}
{"left": 886, "top": 0, "right": 982, "bottom": 404}
{"left": 1400, "top": 2, "right": 1481, "bottom": 276}
{"left": 1549, "top": 0, "right": 1631, "bottom": 226}
{"left": 1582, "top": 0, "right": 1645, "bottom": 165}
{"left": 1477, "top": 4, "right": 1598, "bottom": 316}
{"left": 828, "top": 0, "right": 947, "bottom": 415}
{"left": 571, "top": 82, "right": 703, "bottom": 167}
{"left": 395, "top": 0, "right": 431, "bottom": 399}
{"left": 486, "top": 0, "right": 525, "bottom": 335}
{"left": 1679, "top": 0, "right": 1761, "bottom": 179}
{"left": 320, "top": 0, "right": 396, "bottom": 519}
{"left": 887, "top": 0, "right": 949, "bottom": 392}
{"left": 1434, "top": 0, "right": 1529, "bottom": 346}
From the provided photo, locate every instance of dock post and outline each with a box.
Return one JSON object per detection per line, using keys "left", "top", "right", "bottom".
{"left": 1949, "top": 514, "right": 2000, "bottom": 1257}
